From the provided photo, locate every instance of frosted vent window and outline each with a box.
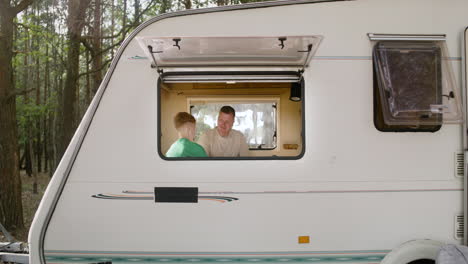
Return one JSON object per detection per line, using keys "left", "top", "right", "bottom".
{"left": 373, "top": 41, "right": 462, "bottom": 126}
{"left": 190, "top": 102, "right": 277, "bottom": 150}
{"left": 136, "top": 36, "right": 322, "bottom": 67}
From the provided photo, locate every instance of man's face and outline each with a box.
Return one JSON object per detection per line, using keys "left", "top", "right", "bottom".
{"left": 217, "top": 112, "right": 234, "bottom": 137}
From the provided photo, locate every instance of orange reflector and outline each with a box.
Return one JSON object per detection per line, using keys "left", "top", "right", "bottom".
{"left": 298, "top": 236, "right": 310, "bottom": 244}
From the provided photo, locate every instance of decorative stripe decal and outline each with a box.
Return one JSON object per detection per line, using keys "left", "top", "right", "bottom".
{"left": 128, "top": 55, "right": 148, "bottom": 60}
{"left": 45, "top": 255, "right": 385, "bottom": 263}
{"left": 122, "top": 189, "right": 462, "bottom": 195}
{"left": 91, "top": 191, "right": 239, "bottom": 203}
{"left": 44, "top": 250, "right": 389, "bottom": 263}
{"left": 91, "top": 188, "right": 461, "bottom": 203}
{"left": 45, "top": 250, "right": 390, "bottom": 255}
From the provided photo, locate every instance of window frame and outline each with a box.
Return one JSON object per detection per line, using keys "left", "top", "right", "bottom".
{"left": 372, "top": 41, "right": 442, "bottom": 132}
{"left": 156, "top": 73, "right": 306, "bottom": 161}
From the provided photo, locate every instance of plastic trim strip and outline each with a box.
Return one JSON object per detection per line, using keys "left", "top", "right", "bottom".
{"left": 368, "top": 33, "right": 446, "bottom": 41}
{"left": 463, "top": 27, "right": 468, "bottom": 246}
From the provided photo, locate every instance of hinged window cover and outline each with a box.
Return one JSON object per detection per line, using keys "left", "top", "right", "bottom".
{"left": 373, "top": 41, "right": 462, "bottom": 125}
{"left": 136, "top": 36, "right": 322, "bottom": 69}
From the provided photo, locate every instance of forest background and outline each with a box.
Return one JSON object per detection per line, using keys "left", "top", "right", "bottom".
{"left": 0, "top": 0, "right": 267, "bottom": 242}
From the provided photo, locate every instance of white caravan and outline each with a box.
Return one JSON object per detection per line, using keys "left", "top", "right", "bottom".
{"left": 28, "top": 0, "right": 468, "bottom": 263}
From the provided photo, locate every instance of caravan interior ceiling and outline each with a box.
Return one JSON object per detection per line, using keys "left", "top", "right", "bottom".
{"left": 26, "top": 0, "right": 468, "bottom": 264}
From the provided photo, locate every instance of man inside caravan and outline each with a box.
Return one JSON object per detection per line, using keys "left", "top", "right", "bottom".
{"left": 165, "top": 112, "right": 208, "bottom": 158}
{"left": 197, "top": 106, "right": 249, "bottom": 157}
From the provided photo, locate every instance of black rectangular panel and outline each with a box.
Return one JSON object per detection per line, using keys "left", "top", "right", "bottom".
{"left": 154, "top": 187, "right": 198, "bottom": 203}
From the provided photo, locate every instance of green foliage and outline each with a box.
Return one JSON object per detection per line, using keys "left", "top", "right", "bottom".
{"left": 16, "top": 96, "right": 55, "bottom": 145}
{"left": 10, "top": 0, "right": 277, "bottom": 161}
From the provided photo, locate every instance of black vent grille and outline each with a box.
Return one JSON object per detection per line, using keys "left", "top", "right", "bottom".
{"left": 456, "top": 152, "right": 465, "bottom": 177}
{"left": 455, "top": 214, "right": 464, "bottom": 240}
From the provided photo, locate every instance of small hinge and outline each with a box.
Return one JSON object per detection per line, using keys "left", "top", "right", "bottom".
{"left": 298, "top": 44, "right": 313, "bottom": 72}
{"left": 278, "top": 37, "right": 287, "bottom": 49}
{"left": 147, "top": 45, "right": 162, "bottom": 71}
{"left": 173, "top": 38, "right": 181, "bottom": 50}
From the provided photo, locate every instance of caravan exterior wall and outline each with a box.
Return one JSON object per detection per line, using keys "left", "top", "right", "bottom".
{"left": 29, "top": 0, "right": 468, "bottom": 263}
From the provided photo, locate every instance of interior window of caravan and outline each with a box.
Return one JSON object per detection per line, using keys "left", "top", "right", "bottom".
{"left": 159, "top": 82, "right": 304, "bottom": 159}
{"left": 190, "top": 101, "right": 277, "bottom": 150}
{"left": 373, "top": 40, "right": 462, "bottom": 132}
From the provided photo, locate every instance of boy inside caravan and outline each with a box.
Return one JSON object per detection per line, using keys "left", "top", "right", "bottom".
{"left": 165, "top": 112, "right": 208, "bottom": 158}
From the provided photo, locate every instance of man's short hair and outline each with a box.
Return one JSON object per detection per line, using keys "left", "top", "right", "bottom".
{"left": 174, "top": 112, "right": 196, "bottom": 129}
{"left": 220, "top": 106, "right": 235, "bottom": 118}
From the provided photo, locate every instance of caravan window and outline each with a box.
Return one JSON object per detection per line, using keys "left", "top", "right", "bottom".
{"left": 139, "top": 35, "right": 319, "bottom": 160}
{"left": 159, "top": 82, "right": 304, "bottom": 160}
{"left": 372, "top": 41, "right": 462, "bottom": 132}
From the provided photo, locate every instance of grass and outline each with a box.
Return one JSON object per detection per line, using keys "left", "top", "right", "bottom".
{"left": 0, "top": 171, "right": 51, "bottom": 243}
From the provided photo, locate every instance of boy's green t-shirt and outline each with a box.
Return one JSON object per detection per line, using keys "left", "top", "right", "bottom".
{"left": 165, "top": 138, "right": 208, "bottom": 158}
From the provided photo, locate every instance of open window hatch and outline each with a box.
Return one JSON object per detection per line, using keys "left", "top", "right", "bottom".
{"left": 135, "top": 36, "right": 322, "bottom": 159}
{"left": 369, "top": 34, "right": 462, "bottom": 131}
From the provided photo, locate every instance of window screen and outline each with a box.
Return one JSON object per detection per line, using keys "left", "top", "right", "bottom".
{"left": 373, "top": 41, "right": 446, "bottom": 131}
{"left": 190, "top": 102, "right": 277, "bottom": 150}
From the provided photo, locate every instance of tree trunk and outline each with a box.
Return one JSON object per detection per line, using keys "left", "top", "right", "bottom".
{"left": 76, "top": 64, "right": 80, "bottom": 122}
{"left": 216, "top": 0, "right": 227, "bottom": 6}
{"left": 33, "top": 36, "right": 40, "bottom": 193}
{"left": 24, "top": 141, "right": 32, "bottom": 176}
{"left": 182, "top": 0, "right": 191, "bottom": 9}
{"left": 122, "top": 0, "right": 127, "bottom": 40}
{"left": 59, "top": 0, "right": 92, "bottom": 161}
{"left": 53, "top": 36, "right": 64, "bottom": 170}
{"left": 35, "top": 46, "right": 42, "bottom": 175}
{"left": 60, "top": 33, "right": 80, "bottom": 160}
{"left": 19, "top": 149, "right": 26, "bottom": 170}
{"left": 54, "top": 71, "right": 63, "bottom": 169}
{"left": 110, "top": 0, "right": 115, "bottom": 57}
{"left": 29, "top": 128, "right": 38, "bottom": 194}
{"left": 0, "top": 0, "right": 33, "bottom": 231}
{"left": 86, "top": 50, "right": 91, "bottom": 105}
{"left": 134, "top": 0, "right": 140, "bottom": 24}
{"left": 44, "top": 43, "right": 50, "bottom": 173}
{"left": 92, "top": 0, "right": 102, "bottom": 95}
{"left": 159, "top": 0, "right": 171, "bottom": 14}
{"left": 22, "top": 15, "right": 31, "bottom": 177}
